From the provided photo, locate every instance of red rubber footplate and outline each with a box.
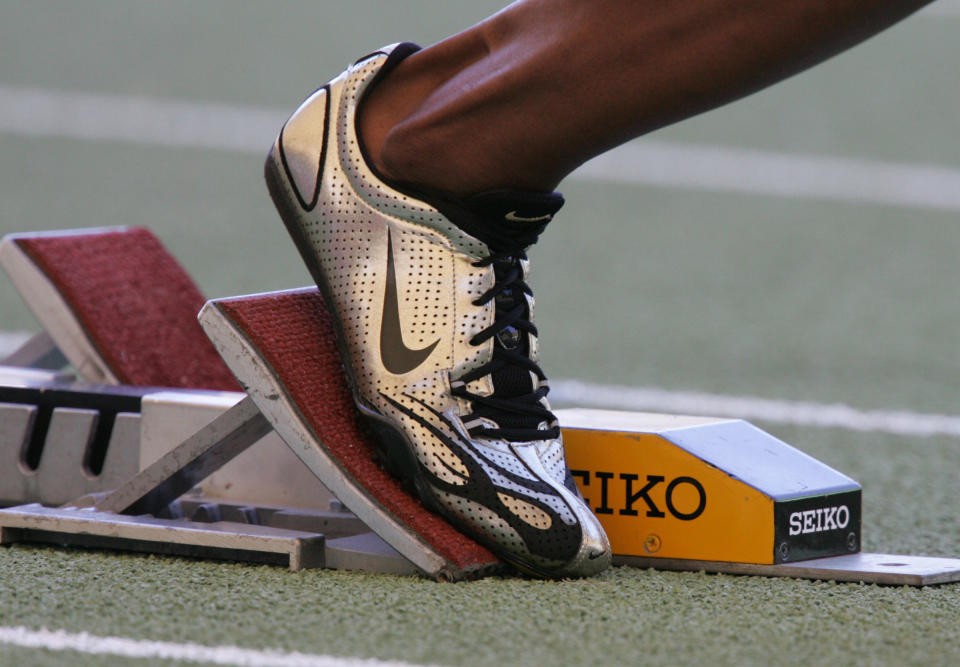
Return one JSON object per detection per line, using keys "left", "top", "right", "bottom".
{"left": 15, "top": 228, "right": 238, "bottom": 390}
{"left": 214, "top": 288, "right": 500, "bottom": 577}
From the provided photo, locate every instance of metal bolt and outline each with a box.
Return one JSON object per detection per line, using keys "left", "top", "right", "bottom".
{"left": 643, "top": 534, "right": 662, "bottom": 554}
{"left": 847, "top": 532, "right": 858, "bottom": 552}
{"left": 778, "top": 542, "right": 790, "bottom": 561}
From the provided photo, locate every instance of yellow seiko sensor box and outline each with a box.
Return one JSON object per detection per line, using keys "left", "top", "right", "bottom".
{"left": 559, "top": 409, "right": 861, "bottom": 565}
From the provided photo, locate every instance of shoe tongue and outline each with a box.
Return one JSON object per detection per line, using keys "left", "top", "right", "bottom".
{"left": 404, "top": 188, "right": 561, "bottom": 433}
{"left": 459, "top": 190, "right": 564, "bottom": 252}
{"left": 398, "top": 185, "right": 563, "bottom": 252}
{"left": 459, "top": 192, "right": 563, "bottom": 431}
{"left": 460, "top": 190, "right": 564, "bottom": 223}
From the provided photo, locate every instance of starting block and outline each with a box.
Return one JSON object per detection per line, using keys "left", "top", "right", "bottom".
{"left": 0, "top": 227, "right": 338, "bottom": 510}
{"left": 2, "top": 227, "right": 959, "bottom": 585}
{"left": 0, "top": 227, "right": 497, "bottom": 580}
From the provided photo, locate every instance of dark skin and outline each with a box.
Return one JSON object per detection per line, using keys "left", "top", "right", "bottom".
{"left": 359, "top": 0, "right": 934, "bottom": 195}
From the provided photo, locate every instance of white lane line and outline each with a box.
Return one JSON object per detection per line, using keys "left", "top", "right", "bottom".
{"left": 0, "top": 85, "right": 283, "bottom": 153}
{"left": 576, "top": 140, "right": 960, "bottom": 213}
{"left": 2, "top": 85, "right": 960, "bottom": 213}
{"left": 1, "top": 324, "right": 957, "bottom": 438}
{"left": 0, "top": 626, "right": 433, "bottom": 667}
{"left": 922, "top": 0, "right": 960, "bottom": 18}
{"left": 551, "top": 379, "right": 960, "bottom": 438}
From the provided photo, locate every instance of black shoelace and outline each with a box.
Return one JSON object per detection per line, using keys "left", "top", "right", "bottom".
{"left": 450, "top": 249, "right": 560, "bottom": 442}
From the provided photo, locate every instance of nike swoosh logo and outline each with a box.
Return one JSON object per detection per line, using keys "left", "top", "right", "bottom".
{"left": 505, "top": 210, "right": 552, "bottom": 223}
{"left": 380, "top": 228, "right": 440, "bottom": 375}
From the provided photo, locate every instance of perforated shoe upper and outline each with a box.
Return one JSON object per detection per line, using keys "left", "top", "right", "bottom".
{"left": 268, "top": 43, "right": 611, "bottom": 577}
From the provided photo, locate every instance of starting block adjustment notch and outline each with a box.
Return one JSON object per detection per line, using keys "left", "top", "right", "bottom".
{"left": 0, "top": 382, "right": 145, "bottom": 506}
{"left": 0, "top": 402, "right": 37, "bottom": 505}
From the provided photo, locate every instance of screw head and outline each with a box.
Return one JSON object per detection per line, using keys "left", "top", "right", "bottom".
{"left": 778, "top": 542, "right": 790, "bottom": 561}
{"left": 643, "top": 534, "right": 662, "bottom": 554}
{"left": 846, "top": 532, "right": 858, "bottom": 552}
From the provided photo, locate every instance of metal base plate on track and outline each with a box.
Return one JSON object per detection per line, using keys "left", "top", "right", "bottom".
{"left": 0, "top": 503, "right": 416, "bottom": 575}
{"left": 616, "top": 553, "right": 960, "bottom": 586}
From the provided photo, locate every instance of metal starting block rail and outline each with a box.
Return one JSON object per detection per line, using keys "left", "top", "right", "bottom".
{"left": 0, "top": 227, "right": 433, "bottom": 577}
{"left": 0, "top": 376, "right": 417, "bottom": 575}
{"left": 2, "top": 226, "right": 959, "bottom": 584}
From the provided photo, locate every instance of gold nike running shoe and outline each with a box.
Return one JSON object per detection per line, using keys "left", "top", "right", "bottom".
{"left": 264, "top": 42, "right": 611, "bottom": 577}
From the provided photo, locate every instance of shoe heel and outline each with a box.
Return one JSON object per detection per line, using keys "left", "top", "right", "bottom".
{"left": 360, "top": 414, "right": 443, "bottom": 513}
{"left": 361, "top": 416, "right": 418, "bottom": 486}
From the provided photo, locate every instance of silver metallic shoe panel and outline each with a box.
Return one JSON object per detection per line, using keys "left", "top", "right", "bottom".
{"left": 511, "top": 443, "right": 611, "bottom": 576}
{"left": 280, "top": 87, "right": 328, "bottom": 209}
{"left": 270, "top": 44, "right": 611, "bottom": 576}
{"left": 338, "top": 53, "right": 492, "bottom": 259}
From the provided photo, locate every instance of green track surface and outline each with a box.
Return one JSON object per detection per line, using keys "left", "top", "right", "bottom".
{"left": 0, "top": 426, "right": 957, "bottom": 667}
{"left": 2, "top": 2, "right": 959, "bottom": 665}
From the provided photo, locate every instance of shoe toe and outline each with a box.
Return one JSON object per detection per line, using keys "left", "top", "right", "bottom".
{"left": 506, "top": 440, "right": 612, "bottom": 577}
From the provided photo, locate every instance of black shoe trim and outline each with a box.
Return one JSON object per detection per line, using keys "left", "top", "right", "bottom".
{"left": 354, "top": 42, "right": 422, "bottom": 186}
{"left": 376, "top": 391, "right": 584, "bottom": 565}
